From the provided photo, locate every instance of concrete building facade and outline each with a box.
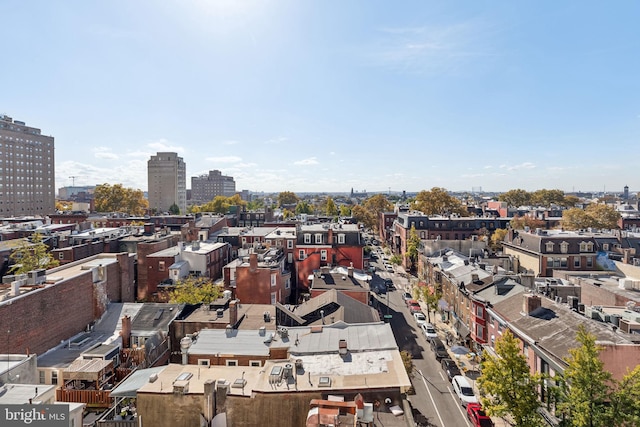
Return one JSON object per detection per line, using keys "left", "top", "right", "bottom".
{"left": 190, "top": 169, "right": 236, "bottom": 204}
{"left": 147, "top": 152, "right": 186, "bottom": 214}
{"left": 0, "top": 115, "right": 55, "bottom": 216}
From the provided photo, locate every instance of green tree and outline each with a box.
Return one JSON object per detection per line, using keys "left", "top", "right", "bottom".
{"left": 558, "top": 325, "right": 613, "bottom": 427}
{"left": 294, "top": 201, "right": 313, "bottom": 215}
{"left": 406, "top": 225, "right": 420, "bottom": 271}
{"left": 9, "top": 233, "right": 60, "bottom": 274}
{"left": 531, "top": 189, "right": 567, "bottom": 207}
{"left": 562, "top": 204, "right": 620, "bottom": 230}
{"left": 610, "top": 365, "right": 640, "bottom": 426}
{"left": 168, "top": 277, "right": 223, "bottom": 305}
{"left": 414, "top": 285, "right": 441, "bottom": 323}
{"left": 400, "top": 350, "right": 415, "bottom": 377}
{"left": 499, "top": 189, "right": 532, "bottom": 207}
{"left": 282, "top": 208, "right": 295, "bottom": 219}
{"left": 478, "top": 329, "right": 545, "bottom": 426}
{"left": 277, "top": 191, "right": 300, "bottom": 207}
{"left": 389, "top": 254, "right": 403, "bottom": 265}
{"left": 94, "top": 183, "right": 149, "bottom": 215}
{"left": 339, "top": 205, "right": 352, "bottom": 217}
{"left": 168, "top": 203, "right": 180, "bottom": 215}
{"left": 325, "top": 197, "right": 338, "bottom": 217}
{"left": 413, "top": 187, "right": 467, "bottom": 216}
{"left": 351, "top": 204, "right": 376, "bottom": 231}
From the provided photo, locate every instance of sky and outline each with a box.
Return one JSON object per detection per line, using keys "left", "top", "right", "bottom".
{"left": 2, "top": 1, "right": 639, "bottom": 195}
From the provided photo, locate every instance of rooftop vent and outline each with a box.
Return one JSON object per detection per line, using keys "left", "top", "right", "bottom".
{"left": 318, "top": 376, "right": 332, "bottom": 387}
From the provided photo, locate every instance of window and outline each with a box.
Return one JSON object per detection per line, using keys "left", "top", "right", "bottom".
{"left": 159, "top": 261, "right": 165, "bottom": 272}
{"left": 560, "top": 242, "right": 569, "bottom": 254}
{"left": 315, "top": 234, "right": 323, "bottom": 244}
{"left": 603, "top": 243, "right": 610, "bottom": 251}
{"left": 58, "top": 252, "right": 64, "bottom": 260}
{"left": 523, "top": 342, "right": 530, "bottom": 359}
{"left": 475, "top": 305, "right": 484, "bottom": 317}
{"left": 321, "top": 250, "right": 327, "bottom": 261}
{"left": 560, "top": 258, "right": 568, "bottom": 268}
{"left": 298, "top": 250, "right": 305, "bottom": 260}
{"left": 39, "top": 370, "right": 45, "bottom": 384}
{"left": 271, "top": 273, "right": 277, "bottom": 287}
{"left": 420, "top": 231, "right": 425, "bottom": 239}
{"left": 250, "top": 360, "right": 262, "bottom": 367}
{"left": 51, "top": 371, "right": 58, "bottom": 385}
{"left": 587, "top": 257, "right": 593, "bottom": 268}
{"left": 476, "top": 324, "right": 484, "bottom": 339}
{"left": 574, "top": 258, "right": 581, "bottom": 268}
{"left": 338, "top": 234, "right": 345, "bottom": 244}
{"left": 198, "top": 359, "right": 210, "bottom": 366}
{"left": 285, "top": 278, "right": 290, "bottom": 289}
{"left": 226, "top": 360, "right": 238, "bottom": 367}
{"left": 545, "top": 241, "right": 554, "bottom": 252}
{"left": 304, "top": 234, "right": 311, "bottom": 244}
{"left": 271, "top": 292, "right": 277, "bottom": 304}
{"left": 287, "top": 239, "right": 293, "bottom": 249}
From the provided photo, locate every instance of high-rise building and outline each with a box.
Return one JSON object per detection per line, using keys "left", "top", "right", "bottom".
{"left": 190, "top": 170, "right": 236, "bottom": 204}
{"left": 147, "top": 152, "right": 186, "bottom": 214}
{"left": 0, "top": 115, "right": 55, "bottom": 217}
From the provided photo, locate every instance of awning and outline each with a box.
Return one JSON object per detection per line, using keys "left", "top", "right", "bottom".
{"left": 438, "top": 298, "right": 450, "bottom": 311}
{"left": 454, "top": 319, "right": 470, "bottom": 339}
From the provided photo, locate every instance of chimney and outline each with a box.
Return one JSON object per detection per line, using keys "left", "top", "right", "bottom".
{"left": 203, "top": 380, "right": 216, "bottom": 423}
{"left": 143, "top": 223, "right": 154, "bottom": 234}
{"left": 121, "top": 315, "right": 131, "bottom": 348}
{"left": 229, "top": 299, "right": 238, "bottom": 326}
{"left": 249, "top": 253, "right": 258, "bottom": 272}
{"left": 347, "top": 264, "right": 354, "bottom": 277}
{"left": 523, "top": 294, "right": 542, "bottom": 315}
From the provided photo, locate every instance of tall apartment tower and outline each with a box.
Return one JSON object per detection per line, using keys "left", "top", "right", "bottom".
{"left": 190, "top": 170, "right": 236, "bottom": 204}
{"left": 0, "top": 115, "right": 55, "bottom": 216}
{"left": 147, "top": 152, "right": 186, "bottom": 214}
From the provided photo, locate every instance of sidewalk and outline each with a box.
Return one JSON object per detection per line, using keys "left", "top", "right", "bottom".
{"left": 404, "top": 278, "right": 511, "bottom": 427}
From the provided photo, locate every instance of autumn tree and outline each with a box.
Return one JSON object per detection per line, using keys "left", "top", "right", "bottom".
{"left": 478, "top": 329, "right": 545, "bottom": 426}
{"left": 558, "top": 325, "right": 614, "bottom": 427}
{"left": 325, "top": 197, "right": 338, "bottom": 217}
{"left": 197, "top": 194, "right": 247, "bottom": 214}
{"left": 413, "top": 187, "right": 467, "bottom": 217}
{"left": 490, "top": 228, "right": 508, "bottom": 251}
{"left": 562, "top": 204, "right": 620, "bottom": 230}
{"left": 168, "top": 277, "right": 223, "bottom": 305}
{"left": 361, "top": 194, "right": 393, "bottom": 231}
{"left": 277, "top": 191, "right": 300, "bottom": 207}
{"left": 294, "top": 201, "right": 313, "bottom": 215}
{"left": 94, "top": 183, "right": 148, "bottom": 215}
{"left": 56, "top": 200, "right": 72, "bottom": 211}
{"left": 9, "top": 233, "right": 60, "bottom": 274}
{"left": 610, "top": 366, "right": 640, "bottom": 426}
{"left": 339, "top": 205, "right": 352, "bottom": 217}
{"left": 510, "top": 215, "right": 546, "bottom": 230}
{"left": 351, "top": 204, "right": 377, "bottom": 231}
{"left": 499, "top": 189, "right": 531, "bottom": 207}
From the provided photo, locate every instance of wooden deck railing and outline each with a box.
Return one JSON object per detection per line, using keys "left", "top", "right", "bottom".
{"left": 56, "top": 388, "right": 111, "bottom": 408}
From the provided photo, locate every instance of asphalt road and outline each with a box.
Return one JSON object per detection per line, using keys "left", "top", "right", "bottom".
{"left": 370, "top": 256, "right": 472, "bottom": 427}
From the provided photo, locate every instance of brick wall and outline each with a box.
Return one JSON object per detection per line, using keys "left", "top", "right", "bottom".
{"left": 137, "top": 236, "right": 180, "bottom": 300}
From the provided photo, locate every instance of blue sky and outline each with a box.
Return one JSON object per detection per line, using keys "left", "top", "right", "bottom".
{"left": 2, "top": 1, "right": 639, "bottom": 195}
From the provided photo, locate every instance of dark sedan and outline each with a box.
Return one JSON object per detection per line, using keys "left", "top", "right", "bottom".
{"left": 441, "top": 358, "right": 462, "bottom": 381}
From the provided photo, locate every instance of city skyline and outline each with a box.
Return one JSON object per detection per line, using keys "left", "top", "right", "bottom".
{"left": 2, "top": 1, "right": 639, "bottom": 194}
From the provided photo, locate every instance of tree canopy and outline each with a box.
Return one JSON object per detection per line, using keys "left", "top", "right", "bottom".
{"left": 277, "top": 191, "right": 300, "bottom": 207}
{"left": 499, "top": 188, "right": 531, "bottom": 207}
{"left": 325, "top": 196, "right": 338, "bottom": 217}
{"left": 510, "top": 215, "right": 546, "bottom": 230}
{"left": 168, "top": 276, "right": 223, "bottom": 305}
{"left": 405, "top": 225, "right": 420, "bottom": 271}
{"left": 193, "top": 194, "right": 247, "bottom": 214}
{"left": 478, "top": 329, "right": 545, "bottom": 426}
{"left": 294, "top": 200, "right": 313, "bottom": 215}
{"left": 9, "top": 233, "right": 60, "bottom": 275}
{"left": 412, "top": 187, "right": 467, "bottom": 216}
{"left": 94, "top": 183, "right": 148, "bottom": 215}
{"left": 352, "top": 194, "right": 393, "bottom": 231}
{"left": 561, "top": 204, "right": 620, "bottom": 230}
{"left": 498, "top": 188, "right": 579, "bottom": 208}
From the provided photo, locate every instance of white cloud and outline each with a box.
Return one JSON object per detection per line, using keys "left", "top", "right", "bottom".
{"left": 93, "top": 147, "right": 118, "bottom": 160}
{"left": 499, "top": 162, "right": 536, "bottom": 171}
{"left": 205, "top": 156, "right": 242, "bottom": 163}
{"left": 294, "top": 157, "right": 319, "bottom": 165}
{"left": 147, "top": 138, "right": 185, "bottom": 153}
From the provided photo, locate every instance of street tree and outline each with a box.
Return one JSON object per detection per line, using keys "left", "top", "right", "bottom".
{"left": 169, "top": 277, "right": 223, "bottom": 305}
{"left": 558, "top": 325, "right": 613, "bottom": 427}
{"left": 531, "top": 189, "right": 567, "bottom": 207}
{"left": 361, "top": 194, "right": 393, "bottom": 231}
{"left": 351, "top": 204, "right": 376, "bottom": 231}
{"left": 414, "top": 285, "right": 441, "bottom": 323}
{"left": 499, "top": 189, "right": 531, "bottom": 207}
{"left": 9, "top": 233, "right": 60, "bottom": 275}
{"left": 277, "top": 191, "right": 300, "bottom": 207}
{"left": 562, "top": 204, "right": 620, "bottom": 230}
{"left": 610, "top": 365, "right": 640, "bottom": 426}
{"left": 94, "top": 183, "right": 148, "bottom": 215}
{"left": 413, "top": 187, "right": 467, "bottom": 216}
{"left": 478, "top": 329, "right": 545, "bottom": 426}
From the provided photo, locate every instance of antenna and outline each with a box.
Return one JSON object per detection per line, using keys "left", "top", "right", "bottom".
{"left": 69, "top": 176, "right": 80, "bottom": 186}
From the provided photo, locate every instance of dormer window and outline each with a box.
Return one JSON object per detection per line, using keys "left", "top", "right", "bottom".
{"left": 337, "top": 233, "right": 345, "bottom": 244}
{"left": 315, "top": 234, "right": 323, "bottom": 244}
{"left": 304, "top": 234, "right": 311, "bottom": 244}
{"left": 560, "top": 241, "right": 569, "bottom": 254}
{"left": 580, "top": 241, "right": 594, "bottom": 252}
{"left": 545, "top": 241, "right": 554, "bottom": 252}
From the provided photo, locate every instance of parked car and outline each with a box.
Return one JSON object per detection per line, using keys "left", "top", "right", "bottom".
{"left": 413, "top": 312, "right": 427, "bottom": 326}
{"left": 441, "top": 358, "right": 462, "bottom": 381}
{"left": 409, "top": 302, "right": 422, "bottom": 314}
{"left": 467, "top": 403, "right": 494, "bottom": 427}
{"left": 406, "top": 299, "right": 418, "bottom": 307}
{"left": 430, "top": 337, "right": 449, "bottom": 360}
{"left": 420, "top": 323, "right": 438, "bottom": 341}
{"left": 384, "top": 279, "right": 395, "bottom": 290}
{"left": 385, "top": 264, "right": 394, "bottom": 272}
{"left": 452, "top": 375, "right": 479, "bottom": 407}
{"left": 402, "top": 292, "right": 413, "bottom": 301}
{"left": 372, "top": 283, "right": 386, "bottom": 295}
